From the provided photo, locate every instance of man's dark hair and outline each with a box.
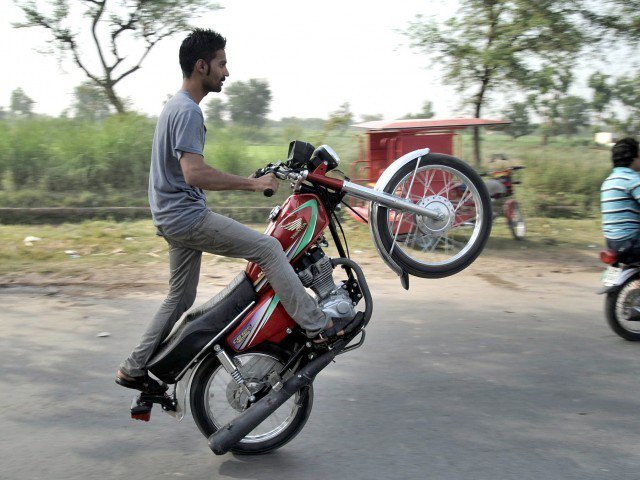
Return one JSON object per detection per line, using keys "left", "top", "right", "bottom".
{"left": 179, "top": 29, "right": 226, "bottom": 78}
{"left": 612, "top": 137, "right": 639, "bottom": 167}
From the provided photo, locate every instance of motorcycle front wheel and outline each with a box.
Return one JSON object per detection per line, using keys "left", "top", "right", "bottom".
{"left": 373, "top": 153, "right": 492, "bottom": 278}
{"left": 190, "top": 349, "right": 313, "bottom": 454}
{"left": 605, "top": 278, "right": 640, "bottom": 341}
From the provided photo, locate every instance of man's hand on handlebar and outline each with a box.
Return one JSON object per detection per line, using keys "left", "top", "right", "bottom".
{"left": 251, "top": 172, "right": 279, "bottom": 196}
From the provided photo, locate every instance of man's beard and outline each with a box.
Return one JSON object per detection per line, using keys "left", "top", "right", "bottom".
{"left": 204, "top": 79, "right": 222, "bottom": 93}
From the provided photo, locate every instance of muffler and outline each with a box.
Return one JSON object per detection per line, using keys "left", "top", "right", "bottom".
{"left": 208, "top": 339, "right": 345, "bottom": 455}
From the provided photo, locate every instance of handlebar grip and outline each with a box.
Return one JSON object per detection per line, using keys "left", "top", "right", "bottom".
{"left": 263, "top": 188, "right": 274, "bottom": 197}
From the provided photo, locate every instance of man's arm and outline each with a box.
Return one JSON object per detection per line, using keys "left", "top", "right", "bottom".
{"left": 180, "top": 152, "right": 278, "bottom": 193}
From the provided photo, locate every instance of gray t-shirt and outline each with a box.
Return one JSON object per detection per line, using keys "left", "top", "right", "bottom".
{"left": 148, "top": 90, "right": 208, "bottom": 236}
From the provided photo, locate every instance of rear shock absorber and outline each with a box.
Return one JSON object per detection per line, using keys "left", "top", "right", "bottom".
{"left": 214, "top": 345, "right": 255, "bottom": 402}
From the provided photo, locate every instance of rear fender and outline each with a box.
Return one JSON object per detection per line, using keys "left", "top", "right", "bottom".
{"left": 177, "top": 352, "right": 216, "bottom": 420}
{"left": 598, "top": 267, "right": 640, "bottom": 294}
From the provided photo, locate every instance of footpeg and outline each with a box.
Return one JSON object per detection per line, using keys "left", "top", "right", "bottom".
{"left": 130, "top": 392, "right": 177, "bottom": 421}
{"left": 131, "top": 395, "right": 153, "bottom": 421}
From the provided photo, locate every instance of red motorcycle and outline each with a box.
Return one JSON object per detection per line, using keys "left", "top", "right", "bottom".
{"left": 129, "top": 141, "right": 492, "bottom": 455}
{"left": 482, "top": 165, "right": 526, "bottom": 240}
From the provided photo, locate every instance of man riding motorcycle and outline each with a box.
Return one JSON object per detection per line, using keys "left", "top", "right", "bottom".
{"left": 601, "top": 137, "right": 640, "bottom": 263}
{"left": 115, "top": 29, "right": 359, "bottom": 395}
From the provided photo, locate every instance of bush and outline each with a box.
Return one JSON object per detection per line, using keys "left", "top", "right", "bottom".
{"left": 0, "top": 118, "right": 613, "bottom": 221}
{"left": 0, "top": 114, "right": 154, "bottom": 193}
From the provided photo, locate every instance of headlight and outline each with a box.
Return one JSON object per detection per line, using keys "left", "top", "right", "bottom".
{"left": 309, "top": 145, "right": 340, "bottom": 171}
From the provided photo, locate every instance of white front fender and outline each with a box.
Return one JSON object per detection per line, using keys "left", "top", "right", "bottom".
{"left": 368, "top": 148, "right": 430, "bottom": 282}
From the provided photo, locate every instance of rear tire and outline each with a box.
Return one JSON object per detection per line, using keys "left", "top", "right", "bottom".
{"left": 605, "top": 278, "right": 640, "bottom": 341}
{"left": 506, "top": 201, "right": 526, "bottom": 240}
{"left": 190, "top": 349, "right": 313, "bottom": 454}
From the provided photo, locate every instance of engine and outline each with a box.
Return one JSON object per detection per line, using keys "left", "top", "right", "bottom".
{"left": 296, "top": 248, "right": 356, "bottom": 321}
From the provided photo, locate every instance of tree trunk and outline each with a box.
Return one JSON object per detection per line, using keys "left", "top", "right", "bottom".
{"left": 104, "top": 83, "right": 126, "bottom": 114}
{"left": 473, "top": 98, "right": 483, "bottom": 168}
{"left": 472, "top": 126, "right": 481, "bottom": 167}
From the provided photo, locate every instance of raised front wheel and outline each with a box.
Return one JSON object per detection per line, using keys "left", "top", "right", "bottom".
{"left": 373, "top": 153, "right": 492, "bottom": 278}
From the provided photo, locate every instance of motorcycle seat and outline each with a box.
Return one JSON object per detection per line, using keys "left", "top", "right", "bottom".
{"left": 146, "top": 271, "right": 256, "bottom": 383}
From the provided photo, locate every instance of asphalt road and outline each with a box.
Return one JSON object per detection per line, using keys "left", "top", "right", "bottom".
{"left": 2, "top": 256, "right": 640, "bottom": 480}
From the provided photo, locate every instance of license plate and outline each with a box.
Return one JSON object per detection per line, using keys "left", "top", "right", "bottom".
{"left": 602, "top": 266, "right": 622, "bottom": 286}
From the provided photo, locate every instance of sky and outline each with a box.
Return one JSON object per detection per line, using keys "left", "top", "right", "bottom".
{"left": 0, "top": 0, "right": 465, "bottom": 120}
{"left": 0, "top": 0, "right": 630, "bottom": 122}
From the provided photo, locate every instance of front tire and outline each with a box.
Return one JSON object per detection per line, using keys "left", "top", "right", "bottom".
{"left": 605, "top": 278, "right": 640, "bottom": 341}
{"left": 190, "top": 349, "right": 313, "bottom": 454}
{"left": 374, "top": 153, "right": 492, "bottom": 278}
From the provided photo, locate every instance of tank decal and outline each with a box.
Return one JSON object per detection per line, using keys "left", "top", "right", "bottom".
{"left": 236, "top": 295, "right": 281, "bottom": 350}
{"left": 289, "top": 200, "right": 318, "bottom": 258}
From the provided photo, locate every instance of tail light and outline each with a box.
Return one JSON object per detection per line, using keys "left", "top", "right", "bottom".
{"left": 600, "top": 250, "right": 618, "bottom": 265}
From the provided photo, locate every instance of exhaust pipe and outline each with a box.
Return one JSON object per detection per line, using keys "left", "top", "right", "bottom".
{"left": 208, "top": 340, "right": 345, "bottom": 455}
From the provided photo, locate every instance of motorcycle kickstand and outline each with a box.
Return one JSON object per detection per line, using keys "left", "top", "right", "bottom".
{"left": 130, "top": 390, "right": 177, "bottom": 422}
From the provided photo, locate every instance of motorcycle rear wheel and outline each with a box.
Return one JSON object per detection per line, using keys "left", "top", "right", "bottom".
{"left": 190, "top": 349, "right": 313, "bottom": 454}
{"left": 605, "top": 278, "right": 640, "bottom": 341}
{"left": 506, "top": 201, "right": 526, "bottom": 240}
{"left": 374, "top": 153, "right": 492, "bottom": 278}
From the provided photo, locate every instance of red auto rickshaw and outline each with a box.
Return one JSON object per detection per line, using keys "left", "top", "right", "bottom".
{"left": 347, "top": 118, "right": 525, "bottom": 240}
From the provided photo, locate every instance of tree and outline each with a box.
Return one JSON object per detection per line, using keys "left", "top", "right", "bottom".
{"left": 502, "top": 101, "right": 532, "bottom": 138}
{"left": 205, "top": 97, "right": 226, "bottom": 126}
{"left": 14, "top": 0, "right": 221, "bottom": 114}
{"left": 360, "top": 113, "right": 383, "bottom": 122}
{"left": 73, "top": 81, "right": 111, "bottom": 120}
{"left": 325, "top": 102, "right": 353, "bottom": 134}
{"left": 10, "top": 87, "right": 35, "bottom": 116}
{"left": 406, "top": 0, "right": 585, "bottom": 166}
{"left": 578, "top": 0, "right": 640, "bottom": 44}
{"left": 613, "top": 73, "right": 640, "bottom": 135}
{"left": 588, "top": 72, "right": 614, "bottom": 129}
{"left": 225, "top": 79, "right": 272, "bottom": 127}
{"left": 526, "top": 64, "right": 573, "bottom": 145}
{"left": 402, "top": 100, "right": 435, "bottom": 119}
{"left": 554, "top": 95, "right": 591, "bottom": 137}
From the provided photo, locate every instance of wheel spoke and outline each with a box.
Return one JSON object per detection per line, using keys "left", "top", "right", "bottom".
{"left": 203, "top": 353, "right": 302, "bottom": 444}
{"left": 453, "top": 186, "right": 472, "bottom": 215}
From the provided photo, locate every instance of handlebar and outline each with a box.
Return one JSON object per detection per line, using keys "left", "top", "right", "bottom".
{"left": 253, "top": 161, "right": 444, "bottom": 221}
{"left": 255, "top": 163, "right": 305, "bottom": 197}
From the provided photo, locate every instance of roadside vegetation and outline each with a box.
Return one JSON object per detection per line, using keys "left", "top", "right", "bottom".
{"left": 0, "top": 216, "right": 603, "bottom": 280}
{"left": 0, "top": 114, "right": 609, "bottom": 217}
{"left": 3, "top": 0, "right": 635, "bottom": 279}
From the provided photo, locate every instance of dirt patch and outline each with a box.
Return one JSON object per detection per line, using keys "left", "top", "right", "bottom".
{"left": 474, "top": 272, "right": 522, "bottom": 290}
{"left": 0, "top": 243, "right": 603, "bottom": 299}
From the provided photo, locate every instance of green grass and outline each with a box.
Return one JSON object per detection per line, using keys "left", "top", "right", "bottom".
{"left": 0, "top": 117, "right": 612, "bottom": 219}
{"left": 0, "top": 220, "right": 166, "bottom": 276}
{"left": 0, "top": 216, "right": 604, "bottom": 279}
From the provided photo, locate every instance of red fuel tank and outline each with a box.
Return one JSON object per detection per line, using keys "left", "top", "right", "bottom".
{"left": 245, "top": 194, "right": 329, "bottom": 287}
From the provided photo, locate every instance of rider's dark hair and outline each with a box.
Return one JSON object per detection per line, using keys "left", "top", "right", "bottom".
{"left": 179, "top": 29, "right": 226, "bottom": 78}
{"left": 612, "top": 137, "right": 639, "bottom": 167}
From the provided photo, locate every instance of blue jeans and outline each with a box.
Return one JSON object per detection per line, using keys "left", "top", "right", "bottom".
{"left": 606, "top": 236, "right": 640, "bottom": 264}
